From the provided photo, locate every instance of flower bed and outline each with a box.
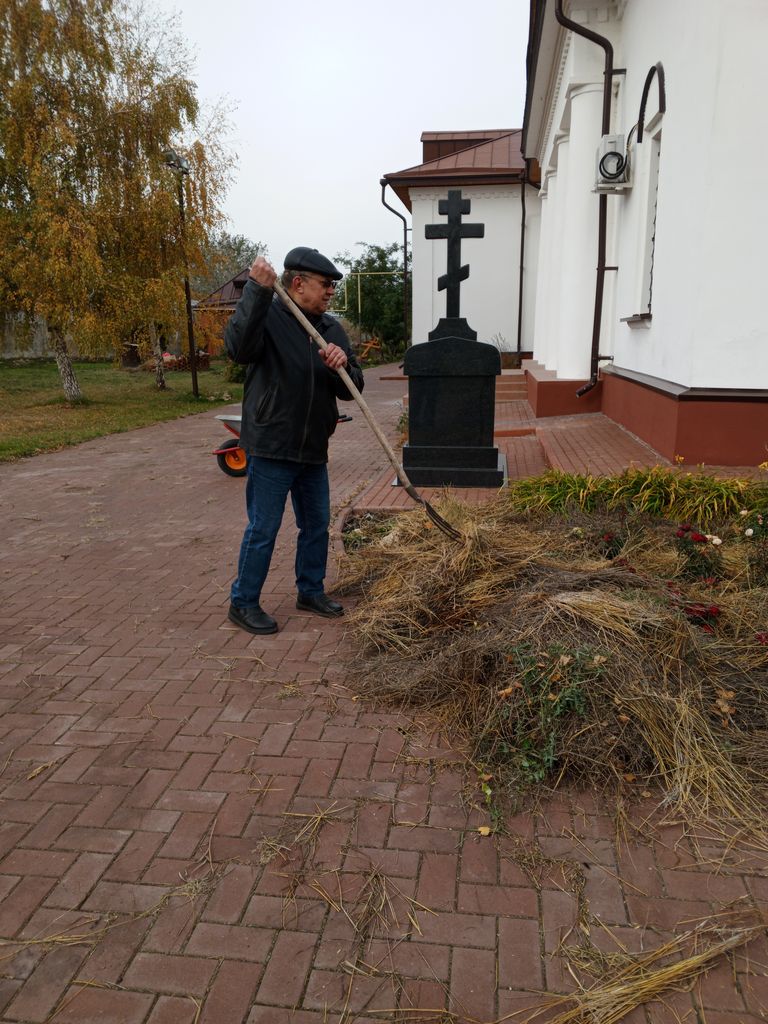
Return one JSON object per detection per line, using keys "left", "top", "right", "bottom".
{"left": 338, "top": 469, "right": 768, "bottom": 844}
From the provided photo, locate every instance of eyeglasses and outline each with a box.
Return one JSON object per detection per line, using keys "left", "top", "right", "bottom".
{"left": 299, "top": 273, "right": 339, "bottom": 291}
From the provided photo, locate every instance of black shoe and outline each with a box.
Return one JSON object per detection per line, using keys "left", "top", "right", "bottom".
{"left": 296, "top": 593, "right": 344, "bottom": 618}
{"left": 228, "top": 603, "right": 278, "bottom": 635}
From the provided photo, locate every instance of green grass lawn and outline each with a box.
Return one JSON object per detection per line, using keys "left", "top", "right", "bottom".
{"left": 0, "top": 359, "right": 243, "bottom": 461}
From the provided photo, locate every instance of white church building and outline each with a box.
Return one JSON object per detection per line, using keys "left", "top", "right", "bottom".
{"left": 522, "top": 0, "right": 768, "bottom": 465}
{"left": 384, "top": 0, "right": 768, "bottom": 467}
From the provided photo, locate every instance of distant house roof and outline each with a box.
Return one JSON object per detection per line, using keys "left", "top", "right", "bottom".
{"left": 382, "top": 129, "right": 526, "bottom": 210}
{"left": 196, "top": 267, "right": 250, "bottom": 311}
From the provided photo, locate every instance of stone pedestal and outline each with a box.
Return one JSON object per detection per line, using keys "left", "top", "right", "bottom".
{"left": 402, "top": 336, "right": 506, "bottom": 487}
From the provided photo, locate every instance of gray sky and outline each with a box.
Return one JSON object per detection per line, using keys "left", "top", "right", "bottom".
{"left": 156, "top": 0, "right": 530, "bottom": 266}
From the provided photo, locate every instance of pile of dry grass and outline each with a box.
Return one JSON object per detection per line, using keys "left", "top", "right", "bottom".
{"left": 337, "top": 494, "right": 768, "bottom": 840}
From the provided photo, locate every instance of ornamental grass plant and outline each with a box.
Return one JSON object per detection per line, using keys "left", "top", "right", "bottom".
{"left": 505, "top": 465, "right": 767, "bottom": 524}
{"left": 338, "top": 469, "right": 768, "bottom": 846}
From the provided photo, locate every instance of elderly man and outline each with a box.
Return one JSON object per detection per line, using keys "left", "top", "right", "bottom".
{"left": 225, "top": 247, "right": 364, "bottom": 635}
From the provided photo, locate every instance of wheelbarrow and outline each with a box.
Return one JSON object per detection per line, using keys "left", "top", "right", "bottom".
{"left": 213, "top": 411, "right": 353, "bottom": 477}
{"left": 213, "top": 413, "right": 248, "bottom": 476}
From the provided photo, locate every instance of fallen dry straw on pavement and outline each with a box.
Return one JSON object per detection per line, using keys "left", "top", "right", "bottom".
{"left": 527, "top": 910, "right": 767, "bottom": 1024}
{"left": 338, "top": 489, "right": 768, "bottom": 840}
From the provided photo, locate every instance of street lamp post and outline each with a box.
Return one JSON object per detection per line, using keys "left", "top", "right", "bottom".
{"left": 164, "top": 148, "right": 199, "bottom": 398}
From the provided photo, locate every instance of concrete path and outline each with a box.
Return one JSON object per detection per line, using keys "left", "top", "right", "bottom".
{"left": 0, "top": 366, "right": 765, "bottom": 1023}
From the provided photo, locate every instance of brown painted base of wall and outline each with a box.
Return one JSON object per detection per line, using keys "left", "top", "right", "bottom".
{"left": 523, "top": 360, "right": 603, "bottom": 417}
{"left": 525, "top": 360, "right": 768, "bottom": 465}
{"left": 601, "top": 370, "right": 768, "bottom": 466}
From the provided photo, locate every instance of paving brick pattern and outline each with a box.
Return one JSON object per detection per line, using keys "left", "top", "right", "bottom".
{"left": 536, "top": 413, "right": 666, "bottom": 474}
{"left": 1, "top": 366, "right": 766, "bottom": 1023}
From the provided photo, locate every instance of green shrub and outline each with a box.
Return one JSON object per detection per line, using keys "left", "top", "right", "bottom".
{"left": 479, "top": 644, "right": 599, "bottom": 787}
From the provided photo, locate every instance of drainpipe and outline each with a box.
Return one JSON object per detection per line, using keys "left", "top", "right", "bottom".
{"left": 517, "top": 168, "right": 527, "bottom": 356}
{"left": 379, "top": 178, "right": 410, "bottom": 348}
{"left": 554, "top": 0, "right": 616, "bottom": 396}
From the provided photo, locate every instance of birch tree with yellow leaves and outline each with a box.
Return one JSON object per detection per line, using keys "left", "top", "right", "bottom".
{"left": 0, "top": 0, "right": 232, "bottom": 400}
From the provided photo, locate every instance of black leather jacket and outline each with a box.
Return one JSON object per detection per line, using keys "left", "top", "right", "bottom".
{"left": 225, "top": 280, "right": 364, "bottom": 464}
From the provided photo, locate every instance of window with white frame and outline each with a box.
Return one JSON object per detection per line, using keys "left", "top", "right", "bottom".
{"left": 640, "top": 129, "right": 661, "bottom": 315}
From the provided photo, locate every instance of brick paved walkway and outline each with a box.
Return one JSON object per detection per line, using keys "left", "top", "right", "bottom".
{"left": 0, "top": 366, "right": 766, "bottom": 1023}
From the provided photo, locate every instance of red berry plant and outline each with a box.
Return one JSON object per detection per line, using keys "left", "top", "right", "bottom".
{"left": 674, "top": 523, "right": 723, "bottom": 580}
{"left": 598, "top": 529, "right": 625, "bottom": 561}
{"left": 681, "top": 601, "right": 722, "bottom": 634}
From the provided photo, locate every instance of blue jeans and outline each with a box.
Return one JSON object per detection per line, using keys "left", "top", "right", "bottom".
{"left": 230, "top": 455, "right": 330, "bottom": 608}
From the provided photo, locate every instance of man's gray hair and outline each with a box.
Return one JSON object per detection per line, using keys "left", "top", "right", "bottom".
{"left": 281, "top": 268, "right": 304, "bottom": 289}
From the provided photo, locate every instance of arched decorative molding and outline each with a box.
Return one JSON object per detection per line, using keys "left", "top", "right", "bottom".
{"left": 637, "top": 62, "right": 666, "bottom": 144}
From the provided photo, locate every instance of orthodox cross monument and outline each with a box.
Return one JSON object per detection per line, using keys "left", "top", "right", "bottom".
{"left": 402, "top": 189, "right": 505, "bottom": 487}
{"left": 425, "top": 190, "right": 484, "bottom": 340}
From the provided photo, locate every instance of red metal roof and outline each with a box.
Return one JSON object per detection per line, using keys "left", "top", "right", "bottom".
{"left": 383, "top": 130, "right": 525, "bottom": 210}
{"left": 196, "top": 267, "right": 250, "bottom": 311}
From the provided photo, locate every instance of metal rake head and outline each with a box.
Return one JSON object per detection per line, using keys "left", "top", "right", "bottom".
{"left": 402, "top": 483, "right": 463, "bottom": 542}
{"left": 424, "top": 500, "right": 463, "bottom": 542}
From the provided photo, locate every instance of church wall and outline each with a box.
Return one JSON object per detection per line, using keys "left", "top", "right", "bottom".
{"left": 532, "top": 26, "right": 618, "bottom": 380}
{"left": 524, "top": 0, "right": 768, "bottom": 463}
{"left": 531, "top": 0, "right": 768, "bottom": 392}
{"left": 612, "top": 0, "right": 768, "bottom": 391}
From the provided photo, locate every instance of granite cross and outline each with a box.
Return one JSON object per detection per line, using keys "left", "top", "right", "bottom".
{"left": 425, "top": 189, "right": 484, "bottom": 340}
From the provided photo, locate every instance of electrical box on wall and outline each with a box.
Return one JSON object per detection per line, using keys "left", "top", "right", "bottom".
{"left": 595, "top": 134, "right": 630, "bottom": 191}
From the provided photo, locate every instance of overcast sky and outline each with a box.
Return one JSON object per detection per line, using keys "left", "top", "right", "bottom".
{"left": 154, "top": 0, "right": 530, "bottom": 267}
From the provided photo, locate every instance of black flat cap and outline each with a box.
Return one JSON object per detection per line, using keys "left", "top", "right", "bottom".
{"left": 284, "top": 246, "right": 343, "bottom": 281}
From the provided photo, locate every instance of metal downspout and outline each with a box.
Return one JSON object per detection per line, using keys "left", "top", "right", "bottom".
{"left": 517, "top": 168, "right": 527, "bottom": 355}
{"left": 379, "top": 179, "right": 410, "bottom": 348}
{"left": 554, "top": 0, "right": 614, "bottom": 396}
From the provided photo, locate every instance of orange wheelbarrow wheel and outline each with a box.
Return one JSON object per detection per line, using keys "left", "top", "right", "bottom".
{"left": 216, "top": 437, "right": 247, "bottom": 477}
